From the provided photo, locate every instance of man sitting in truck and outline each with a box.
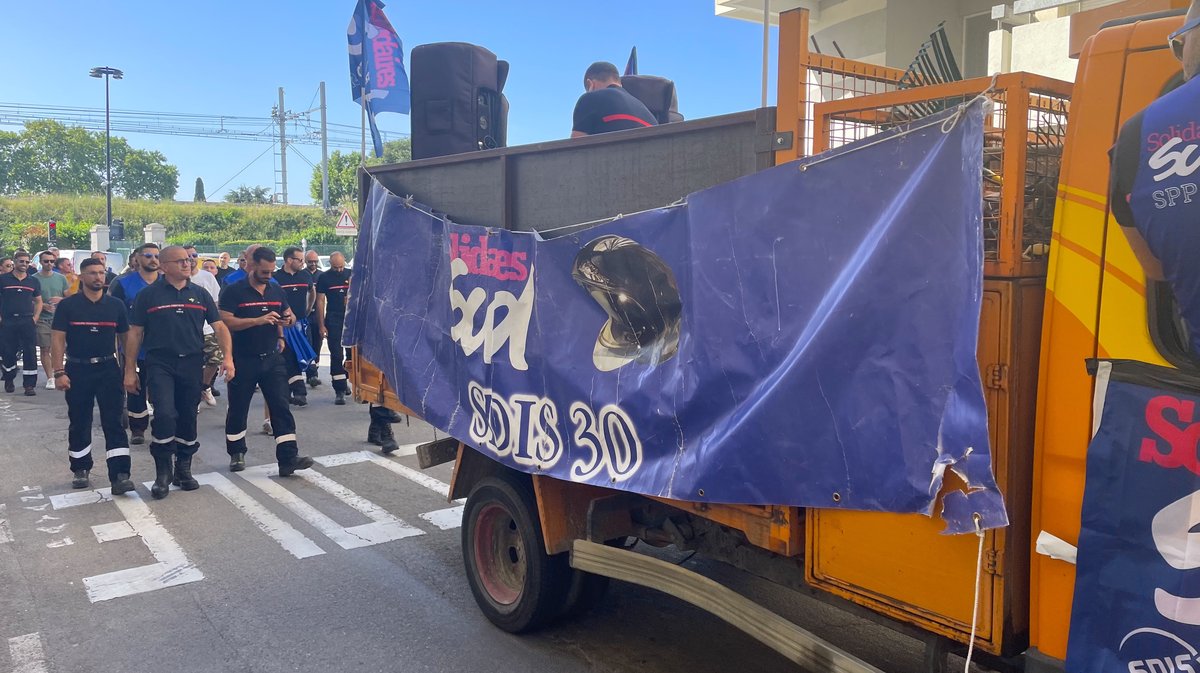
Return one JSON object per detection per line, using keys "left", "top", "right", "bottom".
{"left": 570, "top": 61, "right": 657, "bottom": 138}
{"left": 1111, "top": 0, "right": 1200, "bottom": 358}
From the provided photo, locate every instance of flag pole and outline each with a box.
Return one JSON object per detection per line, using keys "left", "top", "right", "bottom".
{"left": 359, "top": 0, "right": 368, "bottom": 166}
{"left": 360, "top": 85, "right": 367, "bottom": 166}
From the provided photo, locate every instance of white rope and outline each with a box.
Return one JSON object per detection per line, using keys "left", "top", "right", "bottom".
{"left": 964, "top": 513, "right": 986, "bottom": 672}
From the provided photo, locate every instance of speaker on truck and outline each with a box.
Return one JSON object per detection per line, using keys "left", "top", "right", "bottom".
{"left": 620, "top": 75, "right": 683, "bottom": 125}
{"left": 410, "top": 42, "right": 509, "bottom": 160}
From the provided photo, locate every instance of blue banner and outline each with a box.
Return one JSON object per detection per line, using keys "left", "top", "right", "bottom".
{"left": 345, "top": 100, "right": 1003, "bottom": 532}
{"left": 347, "top": 0, "right": 410, "bottom": 158}
{"left": 1068, "top": 360, "right": 1200, "bottom": 672}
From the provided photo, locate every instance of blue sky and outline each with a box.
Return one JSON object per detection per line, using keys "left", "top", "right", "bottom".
{"left": 0, "top": 1, "right": 779, "bottom": 205}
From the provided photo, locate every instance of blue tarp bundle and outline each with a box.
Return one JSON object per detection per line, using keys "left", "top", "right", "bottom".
{"left": 345, "top": 99, "right": 1004, "bottom": 532}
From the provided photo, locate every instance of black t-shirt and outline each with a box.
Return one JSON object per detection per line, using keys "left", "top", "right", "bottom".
{"left": 0, "top": 272, "right": 42, "bottom": 317}
{"left": 307, "top": 269, "right": 322, "bottom": 315}
{"left": 273, "top": 268, "right": 314, "bottom": 318}
{"left": 316, "top": 268, "right": 352, "bottom": 319}
{"left": 130, "top": 278, "right": 220, "bottom": 358}
{"left": 572, "top": 85, "right": 657, "bottom": 136}
{"left": 219, "top": 278, "right": 290, "bottom": 357}
{"left": 215, "top": 267, "right": 233, "bottom": 287}
{"left": 1109, "top": 109, "right": 1145, "bottom": 229}
{"left": 51, "top": 292, "right": 129, "bottom": 359}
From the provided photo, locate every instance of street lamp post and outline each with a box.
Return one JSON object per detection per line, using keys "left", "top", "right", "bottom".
{"left": 89, "top": 66, "right": 123, "bottom": 231}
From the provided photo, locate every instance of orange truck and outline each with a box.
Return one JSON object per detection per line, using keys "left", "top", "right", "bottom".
{"left": 348, "top": 8, "right": 1192, "bottom": 672}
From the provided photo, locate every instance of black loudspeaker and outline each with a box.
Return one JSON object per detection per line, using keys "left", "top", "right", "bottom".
{"left": 411, "top": 42, "right": 509, "bottom": 160}
{"left": 620, "top": 75, "right": 683, "bottom": 125}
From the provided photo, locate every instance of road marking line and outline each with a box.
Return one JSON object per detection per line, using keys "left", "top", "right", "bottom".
{"left": 316, "top": 451, "right": 457, "bottom": 500}
{"left": 195, "top": 473, "right": 325, "bottom": 559}
{"left": 420, "top": 506, "right": 464, "bottom": 531}
{"left": 45, "top": 538, "right": 73, "bottom": 548}
{"left": 237, "top": 465, "right": 423, "bottom": 550}
{"left": 0, "top": 504, "right": 11, "bottom": 544}
{"left": 18, "top": 495, "right": 44, "bottom": 502}
{"left": 51, "top": 488, "right": 203, "bottom": 602}
{"left": 34, "top": 524, "right": 67, "bottom": 535}
{"left": 7, "top": 633, "right": 47, "bottom": 673}
{"left": 21, "top": 505, "right": 47, "bottom": 512}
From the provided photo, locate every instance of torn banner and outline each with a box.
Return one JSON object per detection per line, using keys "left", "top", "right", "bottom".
{"left": 344, "top": 100, "right": 1003, "bottom": 532}
{"left": 1068, "top": 360, "right": 1200, "bottom": 672}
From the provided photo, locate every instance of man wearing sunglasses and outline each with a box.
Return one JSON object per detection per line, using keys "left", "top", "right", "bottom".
{"left": 0, "top": 251, "right": 42, "bottom": 395}
{"left": 35, "top": 250, "right": 68, "bottom": 388}
{"left": 111, "top": 243, "right": 162, "bottom": 444}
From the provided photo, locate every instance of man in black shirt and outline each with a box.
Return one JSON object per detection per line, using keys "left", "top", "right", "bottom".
{"left": 0, "top": 251, "right": 43, "bottom": 395}
{"left": 126, "top": 246, "right": 234, "bottom": 499}
{"left": 316, "top": 251, "right": 352, "bottom": 405}
{"left": 111, "top": 243, "right": 161, "bottom": 444}
{"left": 90, "top": 251, "right": 117, "bottom": 293}
{"left": 303, "top": 250, "right": 324, "bottom": 388}
{"left": 50, "top": 259, "right": 133, "bottom": 493}
{"left": 570, "top": 61, "right": 657, "bottom": 137}
{"left": 273, "top": 246, "right": 316, "bottom": 405}
{"left": 220, "top": 246, "right": 314, "bottom": 476}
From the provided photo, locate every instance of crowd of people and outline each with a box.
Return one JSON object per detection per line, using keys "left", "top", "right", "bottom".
{"left": 0, "top": 243, "right": 402, "bottom": 497}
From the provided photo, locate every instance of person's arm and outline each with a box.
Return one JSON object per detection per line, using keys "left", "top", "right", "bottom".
{"left": 213, "top": 320, "right": 235, "bottom": 382}
{"left": 50, "top": 330, "right": 69, "bottom": 390}
{"left": 31, "top": 296, "right": 42, "bottom": 323}
{"left": 570, "top": 94, "right": 591, "bottom": 138}
{"left": 316, "top": 293, "right": 327, "bottom": 336}
{"left": 220, "top": 310, "right": 278, "bottom": 332}
{"left": 123, "top": 325, "right": 143, "bottom": 392}
{"left": 306, "top": 284, "right": 317, "bottom": 315}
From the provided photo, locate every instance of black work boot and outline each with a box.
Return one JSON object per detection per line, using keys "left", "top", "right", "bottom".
{"left": 4, "top": 379, "right": 13, "bottom": 393}
{"left": 110, "top": 473, "right": 135, "bottom": 495}
{"left": 307, "top": 375, "right": 321, "bottom": 388}
{"left": 71, "top": 469, "right": 90, "bottom": 489}
{"left": 130, "top": 431, "right": 144, "bottom": 445}
{"left": 172, "top": 454, "right": 199, "bottom": 491}
{"left": 151, "top": 454, "right": 173, "bottom": 499}
{"left": 379, "top": 424, "right": 399, "bottom": 455}
{"left": 334, "top": 391, "right": 346, "bottom": 405}
{"left": 278, "top": 456, "right": 315, "bottom": 477}
{"left": 229, "top": 452, "right": 246, "bottom": 472}
{"left": 367, "top": 419, "right": 383, "bottom": 446}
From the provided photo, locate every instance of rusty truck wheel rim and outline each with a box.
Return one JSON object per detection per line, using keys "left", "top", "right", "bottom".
{"left": 474, "top": 503, "right": 525, "bottom": 607}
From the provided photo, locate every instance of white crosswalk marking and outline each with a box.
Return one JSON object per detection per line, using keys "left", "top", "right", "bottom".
{"left": 419, "top": 506, "right": 464, "bottom": 531}
{"left": 0, "top": 504, "right": 12, "bottom": 544}
{"left": 7, "top": 633, "right": 47, "bottom": 673}
{"left": 315, "top": 450, "right": 457, "bottom": 500}
{"left": 195, "top": 473, "right": 325, "bottom": 559}
{"left": 236, "top": 465, "right": 423, "bottom": 550}
{"left": 51, "top": 488, "right": 204, "bottom": 602}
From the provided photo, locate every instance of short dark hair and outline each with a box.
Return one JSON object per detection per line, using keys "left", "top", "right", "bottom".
{"left": 182, "top": 244, "right": 197, "bottom": 251}
{"left": 39, "top": 250, "right": 56, "bottom": 262}
{"left": 80, "top": 258, "right": 105, "bottom": 272}
{"left": 54, "top": 258, "right": 71, "bottom": 271}
{"left": 282, "top": 246, "right": 303, "bottom": 261}
{"left": 13, "top": 251, "right": 30, "bottom": 261}
{"left": 252, "top": 247, "right": 277, "bottom": 264}
{"left": 143, "top": 242, "right": 160, "bottom": 251}
{"left": 584, "top": 61, "right": 620, "bottom": 85}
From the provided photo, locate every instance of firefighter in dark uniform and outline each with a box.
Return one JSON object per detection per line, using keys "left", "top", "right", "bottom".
{"left": 50, "top": 259, "right": 134, "bottom": 493}
{"left": 1111, "top": 3, "right": 1200, "bottom": 359}
{"left": 273, "top": 246, "right": 316, "bottom": 405}
{"left": 0, "top": 250, "right": 43, "bottom": 395}
{"left": 303, "top": 250, "right": 324, "bottom": 388}
{"left": 125, "top": 246, "right": 234, "bottom": 499}
{"left": 220, "top": 246, "right": 314, "bottom": 475}
{"left": 110, "top": 243, "right": 161, "bottom": 444}
{"left": 316, "top": 251, "right": 352, "bottom": 405}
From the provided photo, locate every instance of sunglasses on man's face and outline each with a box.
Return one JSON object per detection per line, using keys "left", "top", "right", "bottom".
{"left": 143, "top": 253, "right": 159, "bottom": 259}
{"left": 1169, "top": 16, "right": 1200, "bottom": 61}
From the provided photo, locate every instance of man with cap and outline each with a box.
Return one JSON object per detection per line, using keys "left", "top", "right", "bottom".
{"left": 220, "top": 246, "right": 314, "bottom": 475}
{"left": 50, "top": 258, "right": 134, "bottom": 493}
{"left": 125, "top": 245, "right": 233, "bottom": 499}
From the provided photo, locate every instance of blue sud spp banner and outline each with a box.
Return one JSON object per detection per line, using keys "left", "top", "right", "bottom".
{"left": 1068, "top": 360, "right": 1200, "bottom": 672}
{"left": 345, "top": 99, "right": 1005, "bottom": 533}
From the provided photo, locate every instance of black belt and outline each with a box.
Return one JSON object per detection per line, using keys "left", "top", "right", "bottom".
{"left": 4, "top": 314, "right": 32, "bottom": 318}
{"left": 67, "top": 355, "right": 117, "bottom": 364}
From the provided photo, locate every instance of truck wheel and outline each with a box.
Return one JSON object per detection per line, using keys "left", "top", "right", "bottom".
{"left": 462, "top": 473, "right": 570, "bottom": 633}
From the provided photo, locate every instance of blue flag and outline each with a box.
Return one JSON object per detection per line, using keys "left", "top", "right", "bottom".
{"left": 347, "top": 0, "right": 410, "bottom": 158}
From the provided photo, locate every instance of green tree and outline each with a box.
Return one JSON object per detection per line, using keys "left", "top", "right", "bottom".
{"left": 309, "top": 137, "right": 410, "bottom": 206}
{"left": 194, "top": 177, "right": 206, "bottom": 202}
{"left": 0, "top": 120, "right": 178, "bottom": 199}
{"left": 225, "top": 185, "right": 272, "bottom": 204}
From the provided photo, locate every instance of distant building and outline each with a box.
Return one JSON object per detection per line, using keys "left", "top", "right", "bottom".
{"left": 716, "top": 0, "right": 1189, "bottom": 83}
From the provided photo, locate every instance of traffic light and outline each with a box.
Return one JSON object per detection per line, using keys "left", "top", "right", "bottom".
{"left": 47, "top": 220, "right": 57, "bottom": 247}
{"left": 110, "top": 218, "right": 125, "bottom": 242}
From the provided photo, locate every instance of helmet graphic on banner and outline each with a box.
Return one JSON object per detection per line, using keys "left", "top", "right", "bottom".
{"left": 571, "top": 235, "right": 681, "bottom": 371}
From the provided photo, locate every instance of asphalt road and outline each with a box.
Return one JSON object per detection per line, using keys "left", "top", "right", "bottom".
{"left": 0, "top": 371, "right": 997, "bottom": 673}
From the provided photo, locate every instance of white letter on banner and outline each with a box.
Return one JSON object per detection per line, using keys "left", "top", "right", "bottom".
{"left": 1152, "top": 489, "right": 1200, "bottom": 625}
{"left": 449, "top": 259, "right": 533, "bottom": 371}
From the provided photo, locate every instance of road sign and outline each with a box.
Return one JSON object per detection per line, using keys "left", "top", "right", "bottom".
{"left": 335, "top": 211, "right": 358, "bottom": 237}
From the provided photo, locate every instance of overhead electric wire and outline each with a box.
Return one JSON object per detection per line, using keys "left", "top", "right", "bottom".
{"left": 209, "top": 143, "right": 277, "bottom": 198}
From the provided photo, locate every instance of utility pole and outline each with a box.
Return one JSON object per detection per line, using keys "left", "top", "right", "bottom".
{"left": 320, "top": 81, "right": 330, "bottom": 211}
{"left": 277, "top": 87, "right": 288, "bottom": 205}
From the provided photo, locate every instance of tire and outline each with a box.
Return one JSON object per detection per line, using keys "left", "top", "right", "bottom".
{"left": 462, "top": 472, "right": 570, "bottom": 633}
